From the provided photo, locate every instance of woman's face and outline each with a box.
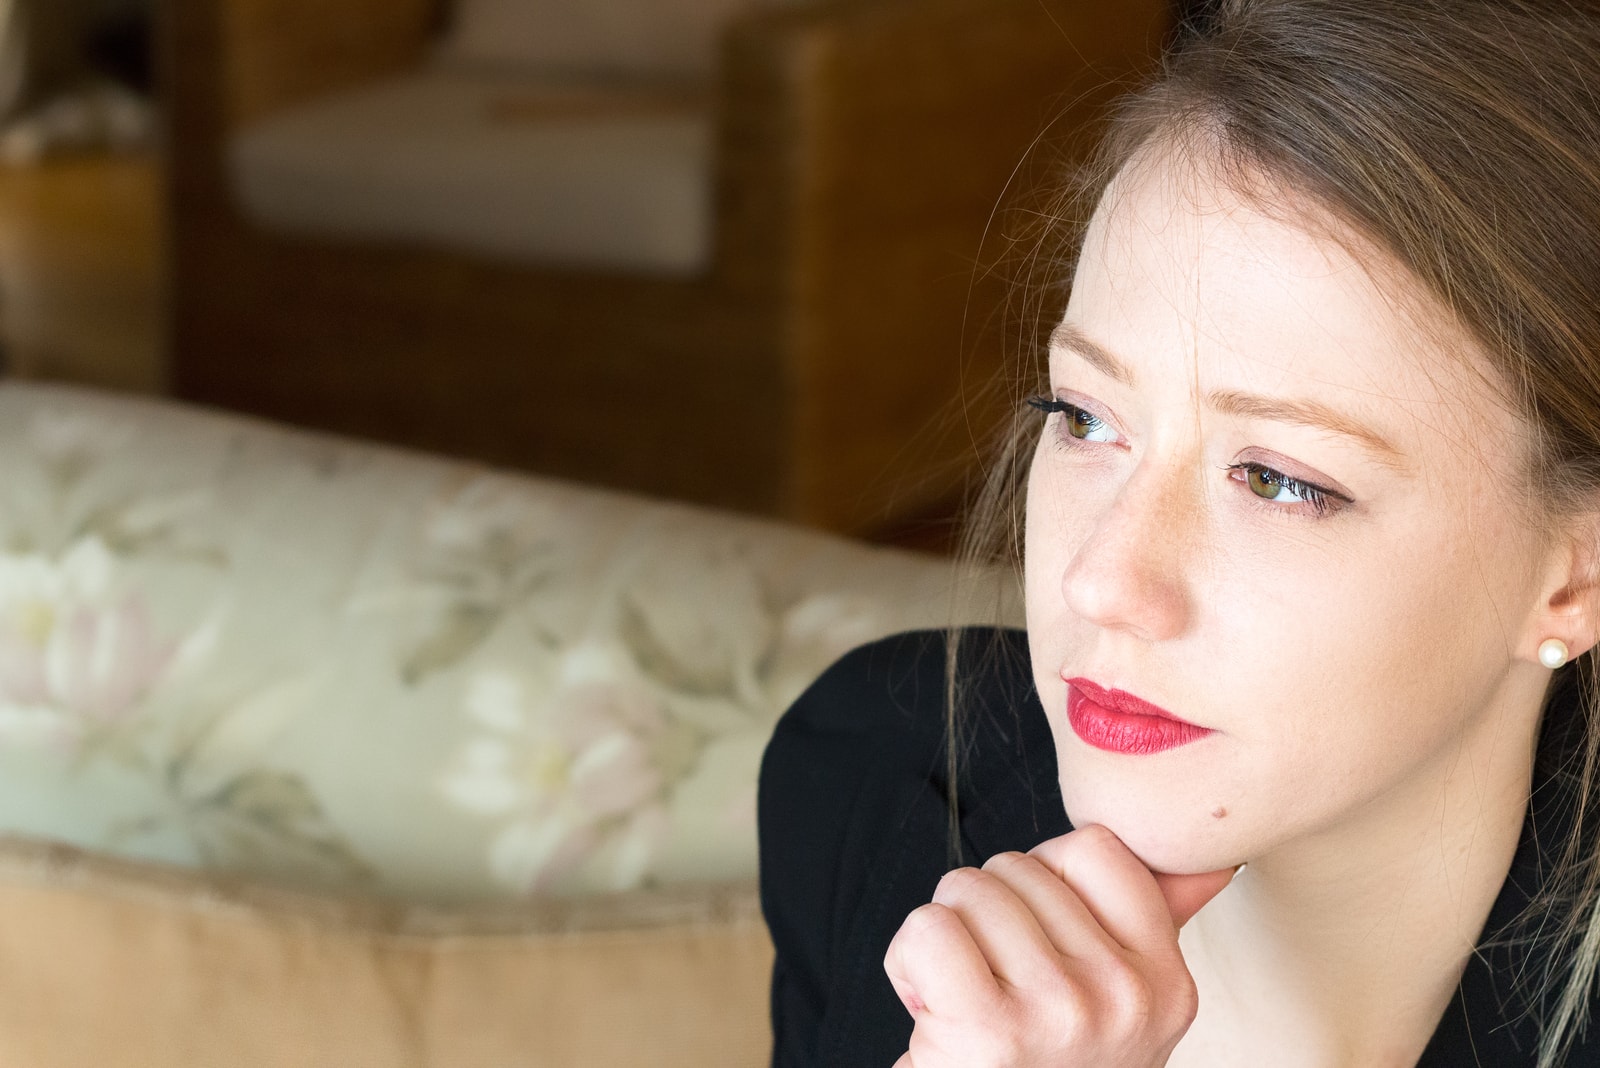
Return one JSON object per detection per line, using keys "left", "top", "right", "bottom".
{"left": 1025, "top": 145, "right": 1559, "bottom": 875}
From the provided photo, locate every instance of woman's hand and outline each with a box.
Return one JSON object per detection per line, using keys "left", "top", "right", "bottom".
{"left": 882, "top": 824, "right": 1235, "bottom": 1068}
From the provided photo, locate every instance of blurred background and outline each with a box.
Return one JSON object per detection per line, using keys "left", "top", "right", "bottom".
{"left": 0, "top": 0, "right": 1212, "bottom": 549}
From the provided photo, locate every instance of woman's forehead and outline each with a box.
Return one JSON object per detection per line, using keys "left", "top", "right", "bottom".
{"left": 1068, "top": 145, "right": 1514, "bottom": 432}
{"left": 1085, "top": 146, "right": 1393, "bottom": 330}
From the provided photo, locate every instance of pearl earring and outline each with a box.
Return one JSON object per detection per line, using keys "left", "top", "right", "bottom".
{"left": 1539, "top": 638, "right": 1570, "bottom": 669}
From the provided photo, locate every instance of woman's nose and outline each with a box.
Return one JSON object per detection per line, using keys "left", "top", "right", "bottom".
{"left": 1058, "top": 459, "right": 1195, "bottom": 643}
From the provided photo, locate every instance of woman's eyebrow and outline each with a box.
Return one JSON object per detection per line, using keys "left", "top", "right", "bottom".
{"left": 1048, "top": 322, "right": 1410, "bottom": 471}
{"left": 1052, "top": 322, "right": 1135, "bottom": 386}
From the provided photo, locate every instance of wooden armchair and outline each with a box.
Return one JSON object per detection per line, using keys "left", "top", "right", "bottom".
{"left": 160, "top": 0, "right": 1165, "bottom": 537}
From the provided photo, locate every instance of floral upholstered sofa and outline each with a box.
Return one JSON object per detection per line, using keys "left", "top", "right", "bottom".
{"left": 0, "top": 381, "right": 1021, "bottom": 1067}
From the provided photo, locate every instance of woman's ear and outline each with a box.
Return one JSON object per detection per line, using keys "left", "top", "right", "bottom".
{"left": 1532, "top": 513, "right": 1600, "bottom": 663}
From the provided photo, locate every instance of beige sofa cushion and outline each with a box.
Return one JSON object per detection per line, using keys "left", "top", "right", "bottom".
{"left": 0, "top": 836, "right": 772, "bottom": 1068}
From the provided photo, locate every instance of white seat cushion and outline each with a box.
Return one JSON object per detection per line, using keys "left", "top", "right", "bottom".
{"left": 438, "top": 0, "right": 770, "bottom": 80}
{"left": 227, "top": 71, "right": 714, "bottom": 274}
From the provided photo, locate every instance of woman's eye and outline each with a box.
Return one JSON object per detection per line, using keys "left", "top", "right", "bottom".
{"left": 1026, "top": 395, "right": 1117, "bottom": 443}
{"left": 1026, "top": 396, "right": 1349, "bottom": 520}
{"left": 1228, "top": 462, "right": 1339, "bottom": 517}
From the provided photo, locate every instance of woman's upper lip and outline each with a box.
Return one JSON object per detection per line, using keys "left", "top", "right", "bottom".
{"left": 1062, "top": 675, "right": 1208, "bottom": 728}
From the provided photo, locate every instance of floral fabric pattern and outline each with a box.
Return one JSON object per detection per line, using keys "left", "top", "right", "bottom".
{"left": 0, "top": 383, "right": 1020, "bottom": 904}
{"left": 0, "top": 536, "right": 178, "bottom": 750}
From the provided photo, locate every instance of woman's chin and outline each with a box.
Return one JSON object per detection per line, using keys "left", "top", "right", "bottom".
{"left": 1061, "top": 788, "right": 1248, "bottom": 875}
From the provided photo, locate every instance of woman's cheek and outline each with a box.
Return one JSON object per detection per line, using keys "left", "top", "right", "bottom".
{"left": 1024, "top": 457, "right": 1104, "bottom": 594}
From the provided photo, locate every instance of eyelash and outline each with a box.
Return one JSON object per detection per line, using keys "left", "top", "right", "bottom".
{"left": 1024, "top": 395, "right": 1348, "bottom": 520}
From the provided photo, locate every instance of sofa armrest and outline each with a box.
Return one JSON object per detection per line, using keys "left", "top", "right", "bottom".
{"left": 713, "top": 0, "right": 1168, "bottom": 530}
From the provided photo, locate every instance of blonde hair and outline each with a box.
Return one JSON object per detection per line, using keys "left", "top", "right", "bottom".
{"left": 948, "top": 1, "right": 1600, "bottom": 1063}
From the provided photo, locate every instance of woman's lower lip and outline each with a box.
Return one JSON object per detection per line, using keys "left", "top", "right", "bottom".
{"left": 1067, "top": 685, "right": 1213, "bottom": 755}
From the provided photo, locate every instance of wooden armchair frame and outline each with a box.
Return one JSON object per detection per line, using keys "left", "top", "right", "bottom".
{"left": 161, "top": 0, "right": 1166, "bottom": 536}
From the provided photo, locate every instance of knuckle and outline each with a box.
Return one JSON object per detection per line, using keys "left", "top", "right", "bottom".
{"left": 1117, "top": 975, "right": 1159, "bottom": 1027}
{"left": 1165, "top": 968, "right": 1201, "bottom": 1027}
{"left": 1032, "top": 978, "right": 1103, "bottom": 1048}
{"left": 1033, "top": 960, "right": 1093, "bottom": 1015}
{"left": 902, "top": 901, "right": 956, "bottom": 938}
{"left": 1102, "top": 960, "right": 1201, "bottom": 1043}
{"left": 888, "top": 903, "right": 951, "bottom": 962}
{"left": 1072, "top": 823, "right": 1122, "bottom": 855}
{"left": 980, "top": 850, "right": 1030, "bottom": 874}
{"left": 1096, "top": 955, "right": 1158, "bottom": 1025}
{"left": 979, "top": 844, "right": 1030, "bottom": 869}
{"left": 1031, "top": 823, "right": 1119, "bottom": 871}
{"left": 933, "top": 865, "right": 988, "bottom": 904}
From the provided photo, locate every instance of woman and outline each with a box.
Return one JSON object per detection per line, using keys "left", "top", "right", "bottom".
{"left": 758, "top": 0, "right": 1600, "bottom": 1064}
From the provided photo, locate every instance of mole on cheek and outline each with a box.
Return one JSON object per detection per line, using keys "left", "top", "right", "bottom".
{"left": 1211, "top": 807, "right": 1228, "bottom": 819}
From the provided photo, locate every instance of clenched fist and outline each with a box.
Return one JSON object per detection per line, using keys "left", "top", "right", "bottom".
{"left": 883, "top": 824, "right": 1235, "bottom": 1068}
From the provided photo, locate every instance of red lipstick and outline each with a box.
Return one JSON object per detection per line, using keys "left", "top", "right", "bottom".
{"left": 1065, "top": 677, "right": 1213, "bottom": 755}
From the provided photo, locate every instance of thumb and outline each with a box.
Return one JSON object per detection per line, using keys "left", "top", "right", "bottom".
{"left": 1153, "top": 865, "right": 1238, "bottom": 929}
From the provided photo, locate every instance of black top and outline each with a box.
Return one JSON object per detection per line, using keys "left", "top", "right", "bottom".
{"left": 757, "top": 628, "right": 1599, "bottom": 1066}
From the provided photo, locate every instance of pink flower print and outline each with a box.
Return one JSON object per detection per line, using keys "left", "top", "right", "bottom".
{"left": 50, "top": 596, "right": 174, "bottom": 723}
{"left": 0, "top": 540, "right": 177, "bottom": 751}
{"left": 439, "top": 658, "right": 677, "bottom": 895}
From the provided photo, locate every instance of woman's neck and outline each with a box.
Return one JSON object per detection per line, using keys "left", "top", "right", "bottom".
{"left": 1168, "top": 675, "right": 1544, "bottom": 1067}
